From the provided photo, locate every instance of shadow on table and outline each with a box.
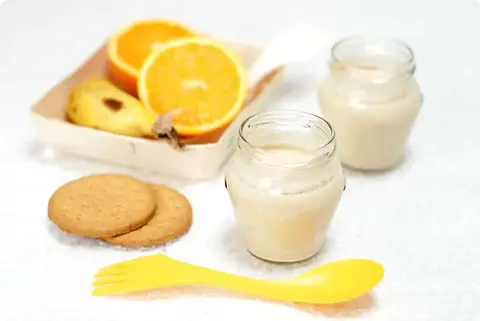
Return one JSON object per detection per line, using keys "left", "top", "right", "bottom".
{"left": 214, "top": 220, "right": 337, "bottom": 274}
{"left": 45, "top": 219, "right": 175, "bottom": 253}
{"left": 108, "top": 286, "right": 376, "bottom": 317}
{"left": 294, "top": 293, "right": 376, "bottom": 317}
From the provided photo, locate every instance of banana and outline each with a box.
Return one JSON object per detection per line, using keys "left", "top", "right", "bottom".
{"left": 66, "top": 77, "right": 158, "bottom": 138}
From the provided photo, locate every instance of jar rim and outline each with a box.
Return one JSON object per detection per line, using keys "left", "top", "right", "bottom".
{"left": 239, "top": 110, "right": 335, "bottom": 161}
{"left": 331, "top": 35, "right": 416, "bottom": 78}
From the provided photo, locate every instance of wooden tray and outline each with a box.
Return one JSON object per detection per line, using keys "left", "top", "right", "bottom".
{"left": 30, "top": 38, "right": 283, "bottom": 180}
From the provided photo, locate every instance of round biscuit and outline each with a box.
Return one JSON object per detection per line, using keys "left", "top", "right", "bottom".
{"left": 48, "top": 174, "right": 156, "bottom": 238}
{"left": 103, "top": 184, "right": 192, "bottom": 247}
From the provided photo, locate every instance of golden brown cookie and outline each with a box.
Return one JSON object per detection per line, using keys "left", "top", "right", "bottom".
{"left": 48, "top": 174, "right": 156, "bottom": 238}
{"left": 103, "top": 184, "right": 193, "bottom": 247}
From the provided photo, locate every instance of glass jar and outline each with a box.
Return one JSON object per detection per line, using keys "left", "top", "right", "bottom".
{"left": 318, "top": 36, "right": 423, "bottom": 171}
{"left": 225, "top": 111, "right": 345, "bottom": 263}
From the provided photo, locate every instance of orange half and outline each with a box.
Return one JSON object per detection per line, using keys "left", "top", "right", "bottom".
{"left": 138, "top": 37, "right": 248, "bottom": 136}
{"left": 107, "top": 20, "right": 196, "bottom": 95}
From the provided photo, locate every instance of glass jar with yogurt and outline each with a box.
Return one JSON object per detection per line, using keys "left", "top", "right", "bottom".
{"left": 318, "top": 36, "right": 423, "bottom": 170}
{"left": 225, "top": 111, "right": 345, "bottom": 263}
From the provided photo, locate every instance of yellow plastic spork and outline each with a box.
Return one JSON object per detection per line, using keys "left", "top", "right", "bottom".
{"left": 92, "top": 254, "right": 384, "bottom": 304}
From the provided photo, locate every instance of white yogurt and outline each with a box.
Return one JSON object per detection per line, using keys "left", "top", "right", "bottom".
{"left": 318, "top": 36, "right": 423, "bottom": 170}
{"left": 225, "top": 111, "right": 345, "bottom": 263}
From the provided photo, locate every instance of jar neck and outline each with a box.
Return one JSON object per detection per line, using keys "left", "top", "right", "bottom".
{"left": 328, "top": 36, "right": 416, "bottom": 102}
{"left": 237, "top": 111, "right": 336, "bottom": 170}
{"left": 329, "top": 59, "right": 415, "bottom": 82}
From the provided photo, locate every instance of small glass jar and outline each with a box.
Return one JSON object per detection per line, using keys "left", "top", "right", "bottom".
{"left": 318, "top": 36, "right": 423, "bottom": 171}
{"left": 225, "top": 111, "right": 345, "bottom": 263}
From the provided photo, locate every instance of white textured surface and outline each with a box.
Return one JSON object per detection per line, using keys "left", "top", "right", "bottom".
{"left": 1, "top": 0, "right": 480, "bottom": 320}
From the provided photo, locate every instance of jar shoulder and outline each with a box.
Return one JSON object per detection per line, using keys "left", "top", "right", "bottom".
{"left": 225, "top": 156, "right": 344, "bottom": 195}
{"left": 318, "top": 76, "right": 423, "bottom": 114}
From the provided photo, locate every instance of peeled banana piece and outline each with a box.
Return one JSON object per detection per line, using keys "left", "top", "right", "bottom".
{"left": 67, "top": 78, "right": 158, "bottom": 138}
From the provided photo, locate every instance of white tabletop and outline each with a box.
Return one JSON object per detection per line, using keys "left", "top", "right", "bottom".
{"left": 1, "top": 0, "right": 480, "bottom": 320}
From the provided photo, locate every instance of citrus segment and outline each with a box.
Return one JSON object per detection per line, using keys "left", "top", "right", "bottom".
{"left": 138, "top": 37, "right": 248, "bottom": 136}
{"left": 107, "top": 20, "right": 196, "bottom": 95}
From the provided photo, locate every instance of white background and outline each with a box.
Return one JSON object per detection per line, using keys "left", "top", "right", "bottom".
{"left": 1, "top": 0, "right": 480, "bottom": 320}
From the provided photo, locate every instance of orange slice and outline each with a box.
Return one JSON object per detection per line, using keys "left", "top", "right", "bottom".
{"left": 138, "top": 37, "right": 248, "bottom": 136}
{"left": 107, "top": 20, "right": 196, "bottom": 95}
